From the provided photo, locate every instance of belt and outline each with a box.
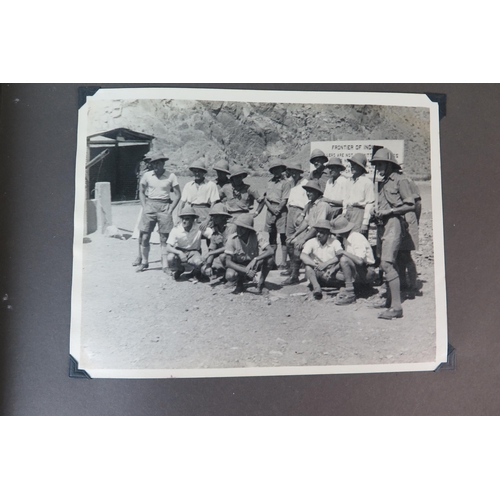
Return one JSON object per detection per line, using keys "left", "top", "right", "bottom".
{"left": 147, "top": 198, "right": 171, "bottom": 203}
{"left": 191, "top": 203, "right": 210, "bottom": 208}
{"left": 176, "top": 247, "right": 198, "bottom": 253}
{"left": 288, "top": 205, "right": 304, "bottom": 210}
{"left": 228, "top": 209, "right": 248, "bottom": 214}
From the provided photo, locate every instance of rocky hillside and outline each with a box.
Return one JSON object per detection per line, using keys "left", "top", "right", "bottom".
{"left": 88, "top": 98, "right": 431, "bottom": 179}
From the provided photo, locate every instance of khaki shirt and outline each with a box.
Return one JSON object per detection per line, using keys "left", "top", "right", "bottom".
{"left": 377, "top": 171, "right": 414, "bottom": 212}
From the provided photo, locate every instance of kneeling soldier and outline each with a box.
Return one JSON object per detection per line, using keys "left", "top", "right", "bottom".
{"left": 224, "top": 214, "right": 276, "bottom": 294}
{"left": 300, "top": 220, "right": 342, "bottom": 300}
{"left": 201, "top": 203, "right": 232, "bottom": 279}
{"left": 166, "top": 206, "right": 212, "bottom": 281}
{"left": 330, "top": 216, "right": 377, "bottom": 305}
{"left": 284, "top": 179, "right": 334, "bottom": 285}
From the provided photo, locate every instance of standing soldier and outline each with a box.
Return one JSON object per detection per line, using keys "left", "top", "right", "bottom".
{"left": 132, "top": 151, "right": 153, "bottom": 268}
{"left": 370, "top": 148, "right": 415, "bottom": 320}
{"left": 258, "top": 159, "right": 291, "bottom": 269}
{"left": 281, "top": 161, "right": 309, "bottom": 277}
{"left": 343, "top": 153, "right": 375, "bottom": 237}
{"left": 219, "top": 166, "right": 261, "bottom": 231}
{"left": 308, "top": 148, "right": 329, "bottom": 192}
{"left": 323, "top": 156, "right": 349, "bottom": 220}
{"left": 213, "top": 159, "right": 231, "bottom": 197}
{"left": 136, "top": 152, "right": 181, "bottom": 273}
{"left": 179, "top": 159, "right": 220, "bottom": 226}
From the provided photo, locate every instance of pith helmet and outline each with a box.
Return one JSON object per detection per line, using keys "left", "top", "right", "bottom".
{"left": 330, "top": 216, "right": 355, "bottom": 235}
{"left": 179, "top": 206, "right": 199, "bottom": 218}
{"left": 302, "top": 179, "right": 324, "bottom": 195}
{"left": 313, "top": 219, "right": 333, "bottom": 232}
{"left": 209, "top": 203, "right": 231, "bottom": 217}
{"left": 214, "top": 160, "right": 231, "bottom": 175}
{"left": 146, "top": 152, "right": 169, "bottom": 162}
{"left": 348, "top": 153, "right": 368, "bottom": 172}
{"left": 234, "top": 213, "right": 256, "bottom": 232}
{"left": 325, "top": 157, "right": 346, "bottom": 170}
{"left": 370, "top": 148, "right": 401, "bottom": 169}
{"left": 310, "top": 149, "right": 328, "bottom": 164}
{"left": 286, "top": 161, "right": 304, "bottom": 173}
{"left": 189, "top": 159, "right": 208, "bottom": 173}
{"left": 269, "top": 158, "right": 288, "bottom": 173}
{"left": 229, "top": 166, "right": 248, "bottom": 179}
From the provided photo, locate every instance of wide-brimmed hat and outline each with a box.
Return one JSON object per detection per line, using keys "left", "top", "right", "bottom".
{"left": 209, "top": 203, "right": 231, "bottom": 217}
{"left": 313, "top": 219, "right": 333, "bottom": 232}
{"left": 229, "top": 166, "right": 248, "bottom": 179}
{"left": 302, "top": 179, "right": 324, "bottom": 195}
{"left": 370, "top": 148, "right": 402, "bottom": 169}
{"left": 310, "top": 149, "right": 328, "bottom": 164}
{"left": 214, "top": 160, "right": 231, "bottom": 175}
{"left": 330, "top": 216, "right": 355, "bottom": 235}
{"left": 146, "top": 152, "right": 169, "bottom": 162}
{"left": 189, "top": 159, "right": 208, "bottom": 173}
{"left": 325, "top": 157, "right": 346, "bottom": 170}
{"left": 268, "top": 158, "right": 287, "bottom": 173}
{"left": 179, "top": 206, "right": 199, "bottom": 219}
{"left": 234, "top": 213, "right": 256, "bottom": 232}
{"left": 286, "top": 161, "right": 304, "bottom": 173}
{"left": 348, "top": 153, "right": 368, "bottom": 172}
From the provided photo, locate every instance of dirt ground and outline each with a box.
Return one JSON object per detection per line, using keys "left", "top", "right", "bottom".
{"left": 77, "top": 180, "right": 437, "bottom": 373}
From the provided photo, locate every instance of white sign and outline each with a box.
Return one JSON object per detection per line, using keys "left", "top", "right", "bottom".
{"left": 311, "top": 140, "right": 404, "bottom": 174}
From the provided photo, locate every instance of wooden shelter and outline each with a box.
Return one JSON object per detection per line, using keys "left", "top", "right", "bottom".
{"left": 87, "top": 128, "right": 154, "bottom": 201}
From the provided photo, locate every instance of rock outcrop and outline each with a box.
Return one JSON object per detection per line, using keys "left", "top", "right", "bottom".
{"left": 88, "top": 99, "right": 431, "bottom": 179}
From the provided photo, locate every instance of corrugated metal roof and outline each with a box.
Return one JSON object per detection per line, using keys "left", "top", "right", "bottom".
{"left": 88, "top": 127, "right": 154, "bottom": 142}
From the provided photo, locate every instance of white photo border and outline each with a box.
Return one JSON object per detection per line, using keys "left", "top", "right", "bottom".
{"left": 70, "top": 87, "right": 448, "bottom": 378}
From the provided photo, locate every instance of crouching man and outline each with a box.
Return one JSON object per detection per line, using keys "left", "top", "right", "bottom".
{"left": 166, "top": 206, "right": 212, "bottom": 281}
{"left": 330, "top": 216, "right": 377, "bottom": 305}
{"left": 201, "top": 203, "right": 232, "bottom": 279}
{"left": 224, "top": 214, "right": 276, "bottom": 294}
{"left": 300, "top": 220, "right": 342, "bottom": 300}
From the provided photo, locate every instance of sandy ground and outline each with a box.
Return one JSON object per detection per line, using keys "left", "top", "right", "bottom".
{"left": 77, "top": 180, "right": 437, "bottom": 372}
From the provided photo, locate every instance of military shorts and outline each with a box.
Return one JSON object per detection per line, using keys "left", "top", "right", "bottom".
{"left": 377, "top": 216, "right": 403, "bottom": 264}
{"left": 265, "top": 203, "right": 287, "bottom": 234}
{"left": 285, "top": 206, "right": 305, "bottom": 237}
{"left": 139, "top": 199, "right": 174, "bottom": 234}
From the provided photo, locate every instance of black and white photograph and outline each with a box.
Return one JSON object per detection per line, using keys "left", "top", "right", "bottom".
{"left": 70, "top": 87, "right": 447, "bottom": 378}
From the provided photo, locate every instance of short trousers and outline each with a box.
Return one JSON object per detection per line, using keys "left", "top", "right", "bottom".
{"left": 285, "top": 206, "right": 305, "bottom": 237}
{"left": 167, "top": 249, "right": 202, "bottom": 270}
{"left": 226, "top": 258, "right": 267, "bottom": 281}
{"left": 315, "top": 263, "right": 340, "bottom": 286}
{"left": 344, "top": 206, "right": 366, "bottom": 232}
{"left": 265, "top": 203, "right": 287, "bottom": 233}
{"left": 336, "top": 264, "right": 378, "bottom": 285}
{"left": 190, "top": 204, "right": 210, "bottom": 222}
{"left": 139, "top": 199, "right": 174, "bottom": 234}
{"left": 377, "top": 216, "right": 403, "bottom": 264}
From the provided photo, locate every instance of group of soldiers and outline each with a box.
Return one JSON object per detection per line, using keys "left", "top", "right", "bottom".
{"left": 133, "top": 147, "right": 421, "bottom": 320}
